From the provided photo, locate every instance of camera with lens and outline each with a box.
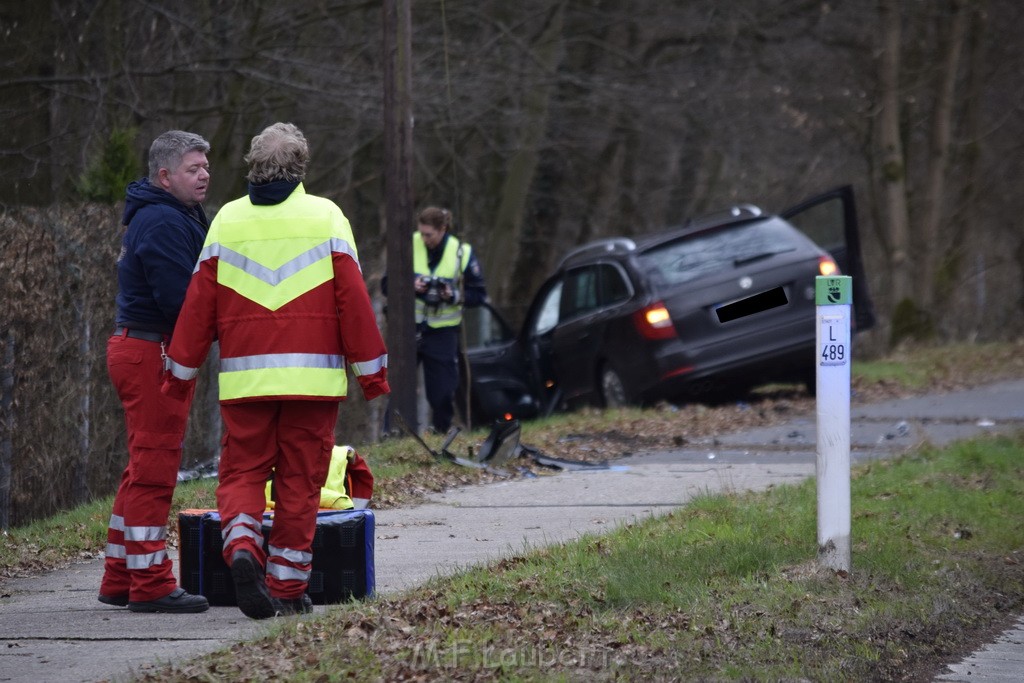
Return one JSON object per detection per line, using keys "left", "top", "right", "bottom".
{"left": 420, "top": 276, "right": 453, "bottom": 309}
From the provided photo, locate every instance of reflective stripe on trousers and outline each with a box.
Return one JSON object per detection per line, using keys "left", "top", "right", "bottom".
{"left": 267, "top": 544, "right": 313, "bottom": 583}
{"left": 218, "top": 399, "right": 337, "bottom": 600}
{"left": 100, "top": 334, "right": 191, "bottom": 602}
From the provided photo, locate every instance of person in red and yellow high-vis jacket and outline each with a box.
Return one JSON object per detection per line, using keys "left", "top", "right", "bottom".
{"left": 162, "top": 122, "right": 389, "bottom": 619}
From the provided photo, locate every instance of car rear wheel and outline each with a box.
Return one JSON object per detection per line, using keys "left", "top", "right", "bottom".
{"left": 600, "top": 365, "right": 629, "bottom": 409}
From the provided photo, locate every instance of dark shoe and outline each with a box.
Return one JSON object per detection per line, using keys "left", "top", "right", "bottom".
{"left": 231, "top": 550, "right": 275, "bottom": 620}
{"left": 128, "top": 587, "right": 209, "bottom": 613}
{"left": 271, "top": 593, "right": 313, "bottom": 617}
{"left": 98, "top": 593, "right": 128, "bottom": 607}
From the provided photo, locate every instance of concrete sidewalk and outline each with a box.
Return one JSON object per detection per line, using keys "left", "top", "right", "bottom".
{"left": 1, "top": 380, "right": 1023, "bottom": 682}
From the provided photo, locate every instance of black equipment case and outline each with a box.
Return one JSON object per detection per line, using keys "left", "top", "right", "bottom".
{"left": 178, "top": 508, "right": 375, "bottom": 606}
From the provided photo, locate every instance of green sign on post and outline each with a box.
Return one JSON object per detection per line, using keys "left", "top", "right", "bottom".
{"left": 815, "top": 275, "right": 852, "bottom": 306}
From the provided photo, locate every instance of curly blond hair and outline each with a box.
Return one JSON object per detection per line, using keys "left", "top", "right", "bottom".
{"left": 244, "top": 122, "right": 309, "bottom": 184}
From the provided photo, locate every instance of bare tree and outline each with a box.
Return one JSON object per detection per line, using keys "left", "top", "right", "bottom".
{"left": 482, "top": 3, "right": 566, "bottom": 305}
{"left": 3, "top": 0, "right": 1024, "bottom": 525}
{"left": 917, "top": 0, "right": 970, "bottom": 310}
{"left": 876, "top": 0, "right": 914, "bottom": 318}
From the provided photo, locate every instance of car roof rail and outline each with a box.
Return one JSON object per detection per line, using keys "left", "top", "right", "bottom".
{"left": 686, "top": 203, "right": 764, "bottom": 228}
{"left": 557, "top": 237, "right": 637, "bottom": 268}
{"left": 730, "top": 203, "right": 763, "bottom": 217}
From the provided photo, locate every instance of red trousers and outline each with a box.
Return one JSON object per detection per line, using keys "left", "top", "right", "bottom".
{"left": 217, "top": 400, "right": 338, "bottom": 599}
{"left": 100, "top": 333, "right": 193, "bottom": 601}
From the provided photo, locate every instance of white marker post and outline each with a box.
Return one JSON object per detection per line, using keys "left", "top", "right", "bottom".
{"left": 815, "top": 275, "right": 851, "bottom": 572}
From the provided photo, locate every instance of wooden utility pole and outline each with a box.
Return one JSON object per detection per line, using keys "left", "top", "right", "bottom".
{"left": 382, "top": 0, "right": 418, "bottom": 433}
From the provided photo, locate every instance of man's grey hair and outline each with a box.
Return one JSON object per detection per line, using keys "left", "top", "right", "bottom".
{"left": 245, "top": 122, "right": 309, "bottom": 184}
{"left": 148, "top": 130, "right": 210, "bottom": 179}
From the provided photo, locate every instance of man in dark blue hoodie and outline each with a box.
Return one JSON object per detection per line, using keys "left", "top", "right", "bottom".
{"left": 98, "top": 130, "right": 212, "bottom": 613}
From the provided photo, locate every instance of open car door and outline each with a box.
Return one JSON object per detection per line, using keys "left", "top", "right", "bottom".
{"left": 458, "top": 302, "right": 539, "bottom": 428}
{"left": 781, "top": 185, "right": 876, "bottom": 331}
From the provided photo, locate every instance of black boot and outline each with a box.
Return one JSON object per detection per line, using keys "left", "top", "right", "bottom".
{"left": 127, "top": 587, "right": 209, "bottom": 613}
{"left": 271, "top": 593, "right": 313, "bottom": 616}
{"left": 230, "top": 550, "right": 276, "bottom": 620}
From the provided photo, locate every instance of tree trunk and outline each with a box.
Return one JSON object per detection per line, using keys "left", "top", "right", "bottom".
{"left": 944, "top": 1, "right": 989, "bottom": 338}
{"left": 917, "top": 0, "right": 969, "bottom": 309}
{"left": 876, "top": 0, "right": 913, "bottom": 316}
{"left": 483, "top": 3, "right": 566, "bottom": 305}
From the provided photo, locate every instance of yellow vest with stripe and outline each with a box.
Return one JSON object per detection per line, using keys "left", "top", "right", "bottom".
{"left": 204, "top": 184, "right": 356, "bottom": 401}
{"left": 265, "top": 445, "right": 358, "bottom": 510}
{"left": 413, "top": 232, "right": 472, "bottom": 328}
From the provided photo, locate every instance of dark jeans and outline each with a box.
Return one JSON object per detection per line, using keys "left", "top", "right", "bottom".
{"left": 418, "top": 325, "right": 460, "bottom": 432}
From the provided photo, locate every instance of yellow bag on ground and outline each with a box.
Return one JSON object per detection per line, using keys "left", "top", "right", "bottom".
{"left": 265, "top": 445, "right": 373, "bottom": 510}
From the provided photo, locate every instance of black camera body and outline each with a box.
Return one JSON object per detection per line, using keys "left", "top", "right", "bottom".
{"left": 420, "top": 276, "right": 454, "bottom": 309}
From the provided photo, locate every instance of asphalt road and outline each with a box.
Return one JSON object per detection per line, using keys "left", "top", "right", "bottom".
{"left": 1, "top": 379, "right": 1022, "bottom": 682}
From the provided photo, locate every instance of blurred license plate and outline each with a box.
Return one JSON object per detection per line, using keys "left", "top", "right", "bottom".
{"left": 715, "top": 286, "right": 788, "bottom": 323}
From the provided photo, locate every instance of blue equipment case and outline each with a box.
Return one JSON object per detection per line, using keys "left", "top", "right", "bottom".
{"left": 178, "top": 508, "right": 375, "bottom": 606}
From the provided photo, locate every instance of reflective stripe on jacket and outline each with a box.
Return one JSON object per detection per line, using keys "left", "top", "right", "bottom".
{"left": 165, "top": 183, "right": 389, "bottom": 403}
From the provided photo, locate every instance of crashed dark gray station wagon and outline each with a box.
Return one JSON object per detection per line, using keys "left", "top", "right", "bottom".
{"left": 459, "top": 186, "right": 875, "bottom": 426}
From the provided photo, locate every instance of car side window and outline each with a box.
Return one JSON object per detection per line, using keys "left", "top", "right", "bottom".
{"left": 533, "top": 280, "right": 562, "bottom": 335}
{"left": 562, "top": 266, "right": 600, "bottom": 319}
{"left": 461, "top": 304, "right": 512, "bottom": 350}
{"left": 598, "top": 263, "right": 630, "bottom": 305}
{"left": 555, "top": 263, "right": 629, "bottom": 322}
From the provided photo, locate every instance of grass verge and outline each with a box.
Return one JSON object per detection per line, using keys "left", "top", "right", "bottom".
{"left": 140, "top": 432, "right": 1024, "bottom": 682}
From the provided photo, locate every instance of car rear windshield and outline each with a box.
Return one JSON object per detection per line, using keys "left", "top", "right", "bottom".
{"left": 639, "top": 219, "right": 808, "bottom": 288}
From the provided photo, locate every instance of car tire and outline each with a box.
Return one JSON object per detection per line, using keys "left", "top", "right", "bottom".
{"left": 600, "top": 365, "right": 629, "bottom": 409}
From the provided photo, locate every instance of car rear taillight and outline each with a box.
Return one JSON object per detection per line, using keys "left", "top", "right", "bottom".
{"left": 633, "top": 302, "right": 676, "bottom": 340}
{"left": 818, "top": 257, "right": 840, "bottom": 276}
